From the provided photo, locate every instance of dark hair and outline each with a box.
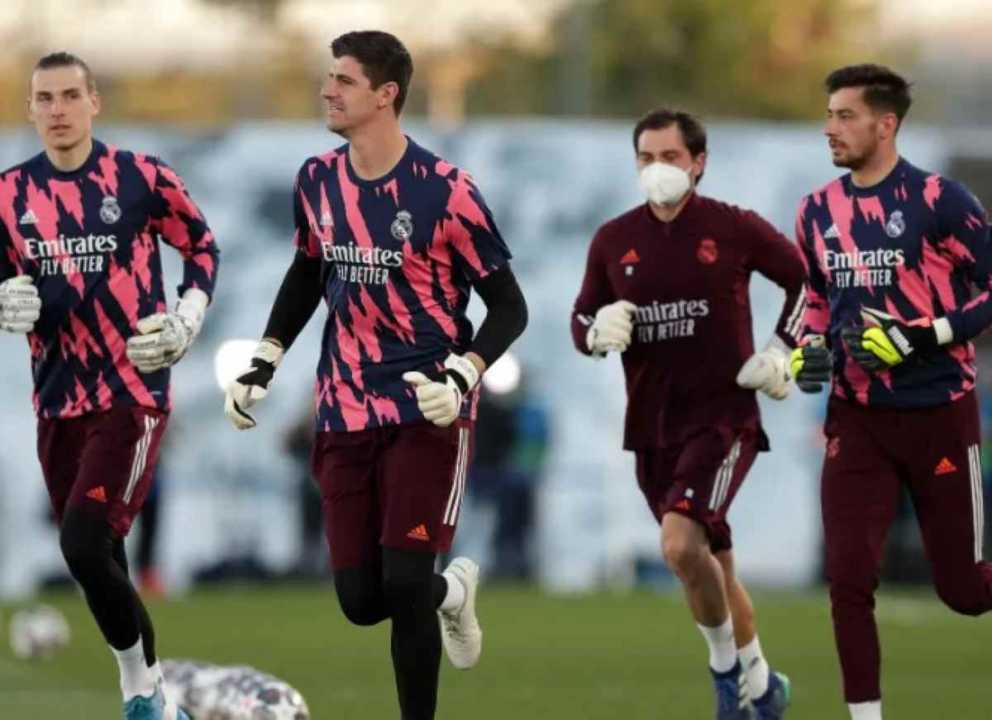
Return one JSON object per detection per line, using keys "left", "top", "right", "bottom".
{"left": 33, "top": 52, "right": 96, "bottom": 91}
{"left": 825, "top": 64, "right": 912, "bottom": 126}
{"left": 632, "top": 108, "right": 707, "bottom": 157}
{"left": 331, "top": 31, "right": 413, "bottom": 114}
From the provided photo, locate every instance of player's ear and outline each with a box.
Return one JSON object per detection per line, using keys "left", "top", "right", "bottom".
{"left": 692, "top": 152, "right": 707, "bottom": 183}
{"left": 377, "top": 81, "right": 399, "bottom": 110}
{"left": 878, "top": 111, "right": 898, "bottom": 141}
{"left": 90, "top": 90, "right": 101, "bottom": 117}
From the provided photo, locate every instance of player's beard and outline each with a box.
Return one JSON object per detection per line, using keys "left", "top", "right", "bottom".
{"left": 832, "top": 128, "right": 878, "bottom": 170}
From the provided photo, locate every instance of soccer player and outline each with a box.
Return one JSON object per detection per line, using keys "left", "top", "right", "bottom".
{"left": 0, "top": 53, "right": 218, "bottom": 719}
{"left": 790, "top": 64, "right": 992, "bottom": 720}
{"left": 571, "top": 109, "right": 804, "bottom": 719}
{"left": 222, "top": 31, "right": 527, "bottom": 720}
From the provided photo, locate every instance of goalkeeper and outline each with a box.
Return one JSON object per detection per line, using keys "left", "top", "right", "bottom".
{"left": 792, "top": 63, "right": 992, "bottom": 720}
{"left": 571, "top": 108, "right": 804, "bottom": 719}
{"left": 1, "top": 53, "right": 217, "bottom": 720}
{"left": 223, "top": 31, "right": 527, "bottom": 720}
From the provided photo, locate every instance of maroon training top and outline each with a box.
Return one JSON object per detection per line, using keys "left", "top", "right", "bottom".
{"left": 571, "top": 193, "right": 806, "bottom": 450}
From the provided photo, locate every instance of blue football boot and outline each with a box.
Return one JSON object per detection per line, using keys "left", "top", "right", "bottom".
{"left": 752, "top": 670, "right": 791, "bottom": 719}
{"left": 123, "top": 683, "right": 191, "bottom": 720}
{"left": 711, "top": 660, "right": 755, "bottom": 719}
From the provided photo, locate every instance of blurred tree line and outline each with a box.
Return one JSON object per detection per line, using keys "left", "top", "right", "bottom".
{"left": 467, "top": 0, "right": 900, "bottom": 119}
{"left": 0, "top": 0, "right": 905, "bottom": 127}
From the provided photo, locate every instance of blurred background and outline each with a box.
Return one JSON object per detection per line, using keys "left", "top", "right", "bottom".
{"left": 2, "top": 1, "right": 992, "bottom": 717}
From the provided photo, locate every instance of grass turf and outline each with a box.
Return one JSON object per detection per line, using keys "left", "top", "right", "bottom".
{"left": 0, "top": 584, "right": 986, "bottom": 718}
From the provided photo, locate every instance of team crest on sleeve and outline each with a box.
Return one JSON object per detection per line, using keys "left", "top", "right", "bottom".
{"left": 100, "top": 196, "right": 122, "bottom": 224}
{"left": 390, "top": 210, "right": 414, "bottom": 241}
{"left": 697, "top": 238, "right": 718, "bottom": 264}
{"left": 884, "top": 210, "right": 905, "bottom": 238}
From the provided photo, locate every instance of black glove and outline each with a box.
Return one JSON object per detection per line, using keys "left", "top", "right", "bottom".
{"left": 789, "top": 335, "right": 833, "bottom": 393}
{"left": 842, "top": 307, "right": 939, "bottom": 371}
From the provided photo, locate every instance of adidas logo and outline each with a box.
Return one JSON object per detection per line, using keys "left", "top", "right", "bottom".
{"left": 823, "top": 224, "right": 840, "bottom": 239}
{"left": 406, "top": 524, "right": 430, "bottom": 542}
{"left": 620, "top": 248, "right": 640, "bottom": 264}
{"left": 320, "top": 211, "right": 333, "bottom": 227}
{"left": 934, "top": 457, "right": 957, "bottom": 476}
{"left": 85, "top": 486, "right": 108, "bottom": 503}
{"left": 19, "top": 209, "right": 38, "bottom": 225}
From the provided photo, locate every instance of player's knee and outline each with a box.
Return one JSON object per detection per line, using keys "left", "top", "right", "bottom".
{"left": 337, "top": 593, "right": 385, "bottom": 626}
{"left": 661, "top": 533, "right": 707, "bottom": 577}
{"left": 333, "top": 571, "right": 386, "bottom": 626}
{"left": 935, "top": 582, "right": 988, "bottom": 617}
{"left": 58, "top": 524, "right": 106, "bottom": 582}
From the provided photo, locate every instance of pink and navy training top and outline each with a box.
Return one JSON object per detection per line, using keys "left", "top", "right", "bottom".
{"left": 796, "top": 157, "right": 992, "bottom": 408}
{"left": 294, "top": 138, "right": 511, "bottom": 432}
{"left": 0, "top": 140, "right": 219, "bottom": 419}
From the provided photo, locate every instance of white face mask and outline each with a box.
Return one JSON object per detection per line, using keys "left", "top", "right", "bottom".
{"left": 638, "top": 161, "right": 692, "bottom": 207}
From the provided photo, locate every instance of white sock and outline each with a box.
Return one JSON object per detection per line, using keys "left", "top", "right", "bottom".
{"left": 111, "top": 637, "right": 157, "bottom": 701}
{"left": 439, "top": 571, "right": 465, "bottom": 612}
{"left": 697, "top": 616, "right": 737, "bottom": 673}
{"left": 739, "top": 635, "right": 770, "bottom": 699}
{"left": 849, "top": 700, "right": 882, "bottom": 720}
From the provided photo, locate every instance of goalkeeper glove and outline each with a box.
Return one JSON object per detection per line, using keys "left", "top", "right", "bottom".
{"left": 789, "top": 335, "right": 832, "bottom": 393}
{"left": 403, "top": 353, "right": 480, "bottom": 428}
{"left": 224, "top": 339, "right": 284, "bottom": 430}
{"left": 587, "top": 300, "right": 637, "bottom": 355}
{"left": 126, "top": 288, "right": 208, "bottom": 373}
{"left": 0, "top": 275, "right": 42, "bottom": 333}
{"left": 737, "top": 337, "right": 791, "bottom": 400}
{"left": 841, "top": 307, "right": 948, "bottom": 371}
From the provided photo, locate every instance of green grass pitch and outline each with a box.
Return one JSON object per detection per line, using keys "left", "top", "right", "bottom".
{"left": 1, "top": 585, "right": 986, "bottom": 718}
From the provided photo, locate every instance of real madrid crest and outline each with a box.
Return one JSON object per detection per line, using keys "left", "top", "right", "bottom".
{"left": 391, "top": 210, "right": 414, "bottom": 241}
{"left": 100, "top": 196, "right": 122, "bottom": 224}
{"left": 884, "top": 210, "right": 905, "bottom": 238}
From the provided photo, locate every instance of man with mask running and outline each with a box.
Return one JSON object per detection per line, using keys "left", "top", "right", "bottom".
{"left": 571, "top": 108, "right": 805, "bottom": 719}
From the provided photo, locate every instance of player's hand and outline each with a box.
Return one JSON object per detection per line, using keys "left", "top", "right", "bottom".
{"left": 737, "top": 339, "right": 790, "bottom": 400}
{"left": 126, "top": 289, "right": 208, "bottom": 373}
{"left": 0, "top": 275, "right": 42, "bottom": 333}
{"left": 587, "top": 300, "right": 637, "bottom": 355}
{"left": 224, "top": 339, "right": 284, "bottom": 430}
{"left": 403, "top": 353, "right": 480, "bottom": 428}
{"left": 789, "top": 335, "right": 832, "bottom": 393}
{"left": 841, "top": 308, "right": 939, "bottom": 371}
{"left": 126, "top": 313, "right": 194, "bottom": 373}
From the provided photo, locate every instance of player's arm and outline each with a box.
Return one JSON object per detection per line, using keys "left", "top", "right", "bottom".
{"left": 841, "top": 181, "right": 985, "bottom": 371}
{"left": 736, "top": 211, "right": 806, "bottom": 399}
{"left": 936, "top": 182, "right": 992, "bottom": 341}
{"left": 225, "top": 174, "right": 324, "bottom": 430}
{"left": 789, "top": 202, "right": 833, "bottom": 393}
{"left": 126, "top": 158, "right": 219, "bottom": 373}
{"left": 0, "top": 222, "right": 41, "bottom": 334}
{"left": 405, "top": 264, "right": 529, "bottom": 427}
{"left": 570, "top": 227, "right": 634, "bottom": 358}
{"left": 402, "top": 171, "right": 524, "bottom": 427}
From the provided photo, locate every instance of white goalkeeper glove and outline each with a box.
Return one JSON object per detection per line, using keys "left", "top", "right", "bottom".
{"left": 587, "top": 300, "right": 637, "bottom": 356}
{"left": 402, "top": 353, "right": 480, "bottom": 428}
{"left": 126, "top": 288, "right": 208, "bottom": 373}
{"left": 0, "top": 275, "right": 42, "bottom": 333}
{"left": 736, "top": 336, "right": 791, "bottom": 400}
{"left": 224, "top": 339, "right": 284, "bottom": 430}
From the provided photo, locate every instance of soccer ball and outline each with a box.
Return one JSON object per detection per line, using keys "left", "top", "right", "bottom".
{"left": 9, "top": 605, "right": 71, "bottom": 660}
{"left": 162, "top": 659, "right": 310, "bottom": 720}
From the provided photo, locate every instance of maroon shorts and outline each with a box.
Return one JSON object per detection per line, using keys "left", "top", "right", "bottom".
{"left": 37, "top": 404, "right": 168, "bottom": 537}
{"left": 634, "top": 427, "right": 763, "bottom": 553}
{"left": 311, "top": 419, "right": 473, "bottom": 570}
